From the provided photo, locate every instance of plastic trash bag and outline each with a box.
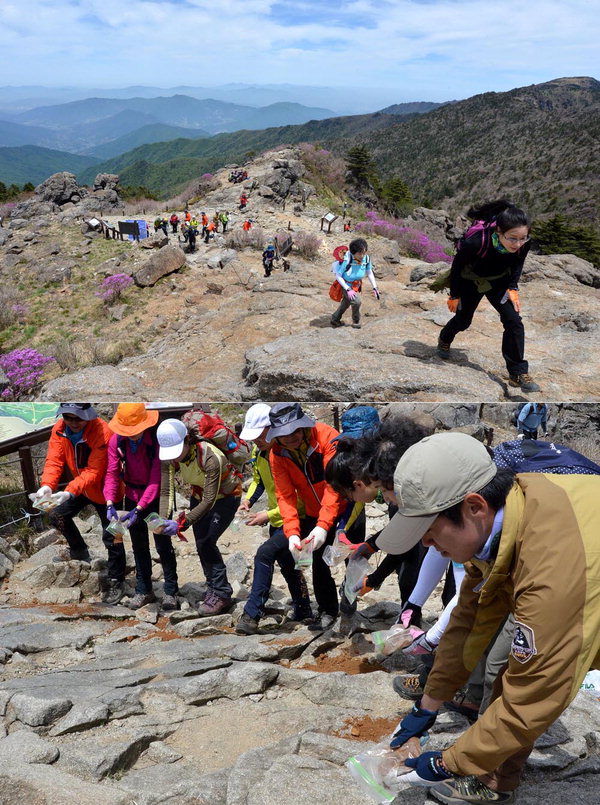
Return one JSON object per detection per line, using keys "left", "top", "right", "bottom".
{"left": 28, "top": 491, "right": 61, "bottom": 513}
{"left": 323, "top": 531, "right": 355, "bottom": 567}
{"left": 346, "top": 736, "right": 425, "bottom": 803}
{"left": 295, "top": 540, "right": 313, "bottom": 569}
{"left": 371, "top": 624, "right": 415, "bottom": 656}
{"left": 344, "top": 556, "right": 371, "bottom": 604}
{"left": 144, "top": 512, "right": 169, "bottom": 534}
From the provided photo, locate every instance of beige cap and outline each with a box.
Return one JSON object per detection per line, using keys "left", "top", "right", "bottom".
{"left": 376, "top": 432, "right": 497, "bottom": 554}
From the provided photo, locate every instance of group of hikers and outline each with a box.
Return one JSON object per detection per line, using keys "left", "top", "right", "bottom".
{"left": 152, "top": 209, "right": 231, "bottom": 251}
{"left": 28, "top": 400, "right": 600, "bottom": 804}
{"left": 329, "top": 198, "right": 542, "bottom": 392}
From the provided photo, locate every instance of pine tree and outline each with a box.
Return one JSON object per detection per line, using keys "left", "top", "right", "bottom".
{"left": 381, "top": 177, "right": 414, "bottom": 215}
{"left": 345, "top": 145, "right": 377, "bottom": 185}
{"left": 532, "top": 215, "right": 600, "bottom": 268}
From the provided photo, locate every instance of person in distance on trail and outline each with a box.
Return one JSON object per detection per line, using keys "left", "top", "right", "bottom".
{"left": 169, "top": 212, "right": 179, "bottom": 233}
{"left": 516, "top": 402, "right": 548, "bottom": 440}
{"left": 330, "top": 238, "right": 380, "bottom": 330}
{"left": 437, "top": 200, "right": 539, "bottom": 392}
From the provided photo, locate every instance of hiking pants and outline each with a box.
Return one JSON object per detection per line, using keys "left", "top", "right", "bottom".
{"left": 300, "top": 516, "right": 338, "bottom": 617}
{"left": 189, "top": 495, "right": 239, "bottom": 599}
{"left": 244, "top": 526, "right": 309, "bottom": 620}
{"left": 126, "top": 496, "right": 178, "bottom": 596}
{"left": 49, "top": 494, "right": 121, "bottom": 576}
{"left": 439, "top": 279, "right": 528, "bottom": 376}
{"left": 331, "top": 287, "right": 361, "bottom": 325}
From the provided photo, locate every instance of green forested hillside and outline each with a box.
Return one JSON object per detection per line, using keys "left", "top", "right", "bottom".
{"left": 0, "top": 145, "right": 99, "bottom": 185}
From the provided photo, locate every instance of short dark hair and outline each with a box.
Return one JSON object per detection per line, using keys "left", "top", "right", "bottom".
{"left": 349, "top": 237, "right": 368, "bottom": 255}
{"left": 438, "top": 467, "right": 516, "bottom": 525}
{"left": 326, "top": 417, "right": 430, "bottom": 495}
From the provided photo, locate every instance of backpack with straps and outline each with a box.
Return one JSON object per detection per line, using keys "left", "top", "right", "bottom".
{"left": 456, "top": 220, "right": 496, "bottom": 260}
{"left": 181, "top": 410, "right": 251, "bottom": 472}
{"left": 116, "top": 432, "right": 158, "bottom": 488}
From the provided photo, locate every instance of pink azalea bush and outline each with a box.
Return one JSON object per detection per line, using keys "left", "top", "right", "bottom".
{"left": 356, "top": 211, "right": 452, "bottom": 263}
{"left": 95, "top": 273, "right": 134, "bottom": 305}
{"left": 0, "top": 348, "right": 55, "bottom": 399}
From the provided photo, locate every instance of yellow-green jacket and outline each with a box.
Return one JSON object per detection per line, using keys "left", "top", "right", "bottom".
{"left": 245, "top": 446, "right": 304, "bottom": 528}
{"left": 425, "top": 474, "right": 600, "bottom": 777}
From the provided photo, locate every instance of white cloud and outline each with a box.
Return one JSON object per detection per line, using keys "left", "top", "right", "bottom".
{"left": 0, "top": 0, "right": 597, "bottom": 99}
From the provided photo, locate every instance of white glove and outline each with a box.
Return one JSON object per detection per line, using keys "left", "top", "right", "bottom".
{"left": 516, "top": 433, "right": 524, "bottom": 440}
{"left": 306, "top": 526, "right": 327, "bottom": 551}
{"left": 288, "top": 535, "right": 302, "bottom": 559}
{"left": 35, "top": 485, "right": 52, "bottom": 499}
{"left": 53, "top": 491, "right": 72, "bottom": 506}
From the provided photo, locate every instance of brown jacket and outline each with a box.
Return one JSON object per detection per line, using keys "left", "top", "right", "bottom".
{"left": 425, "top": 474, "right": 600, "bottom": 777}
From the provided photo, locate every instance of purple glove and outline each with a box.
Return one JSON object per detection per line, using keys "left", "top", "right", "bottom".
{"left": 106, "top": 504, "right": 118, "bottom": 522}
{"left": 120, "top": 508, "right": 139, "bottom": 527}
{"left": 347, "top": 289, "right": 357, "bottom": 301}
{"left": 161, "top": 519, "right": 180, "bottom": 537}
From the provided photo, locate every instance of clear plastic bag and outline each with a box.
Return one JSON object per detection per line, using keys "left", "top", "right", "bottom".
{"left": 144, "top": 512, "right": 169, "bottom": 534}
{"left": 106, "top": 518, "right": 129, "bottom": 543}
{"left": 28, "top": 491, "right": 61, "bottom": 513}
{"left": 295, "top": 540, "right": 313, "bottom": 569}
{"left": 346, "top": 737, "right": 424, "bottom": 803}
{"left": 371, "top": 624, "right": 415, "bottom": 656}
{"left": 323, "top": 532, "right": 355, "bottom": 567}
{"left": 343, "top": 556, "right": 371, "bottom": 604}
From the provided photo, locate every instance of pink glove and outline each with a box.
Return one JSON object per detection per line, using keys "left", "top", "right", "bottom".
{"left": 346, "top": 289, "right": 357, "bottom": 301}
{"left": 372, "top": 288, "right": 380, "bottom": 300}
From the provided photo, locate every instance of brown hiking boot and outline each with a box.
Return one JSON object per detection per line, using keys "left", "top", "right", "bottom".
{"left": 197, "top": 591, "right": 233, "bottom": 617}
{"left": 508, "top": 373, "right": 540, "bottom": 392}
{"left": 235, "top": 612, "right": 259, "bottom": 635}
{"left": 437, "top": 337, "right": 451, "bottom": 359}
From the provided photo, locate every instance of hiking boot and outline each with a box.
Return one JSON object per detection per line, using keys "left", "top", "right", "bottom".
{"left": 235, "top": 612, "right": 259, "bottom": 635}
{"left": 351, "top": 322, "right": 362, "bottom": 329}
{"left": 393, "top": 673, "right": 425, "bottom": 701}
{"left": 431, "top": 777, "right": 516, "bottom": 804}
{"left": 444, "top": 695, "right": 480, "bottom": 723}
{"left": 161, "top": 593, "right": 179, "bottom": 611}
{"left": 53, "top": 547, "right": 91, "bottom": 563}
{"left": 290, "top": 601, "right": 314, "bottom": 623}
{"left": 508, "top": 373, "right": 540, "bottom": 392}
{"left": 330, "top": 319, "right": 344, "bottom": 328}
{"left": 308, "top": 611, "right": 337, "bottom": 632}
{"left": 197, "top": 591, "right": 233, "bottom": 617}
{"left": 128, "top": 591, "right": 157, "bottom": 610}
{"left": 103, "top": 579, "right": 125, "bottom": 605}
{"left": 437, "top": 337, "right": 451, "bottom": 359}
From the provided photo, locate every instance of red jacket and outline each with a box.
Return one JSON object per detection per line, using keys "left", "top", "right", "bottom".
{"left": 269, "top": 422, "right": 346, "bottom": 538}
{"left": 41, "top": 418, "right": 118, "bottom": 504}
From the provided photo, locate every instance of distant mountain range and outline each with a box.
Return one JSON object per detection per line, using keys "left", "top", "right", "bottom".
{"left": 78, "top": 76, "right": 598, "bottom": 226}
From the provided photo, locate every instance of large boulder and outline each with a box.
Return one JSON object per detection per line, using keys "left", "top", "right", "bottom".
{"left": 34, "top": 173, "right": 82, "bottom": 207}
{"left": 93, "top": 174, "right": 119, "bottom": 192}
{"left": 133, "top": 245, "right": 187, "bottom": 287}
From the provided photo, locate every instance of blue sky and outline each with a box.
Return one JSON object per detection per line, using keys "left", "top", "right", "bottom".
{"left": 0, "top": 0, "right": 597, "bottom": 103}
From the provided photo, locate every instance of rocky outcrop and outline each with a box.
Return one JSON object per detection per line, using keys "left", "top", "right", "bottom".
{"left": 133, "top": 245, "right": 187, "bottom": 287}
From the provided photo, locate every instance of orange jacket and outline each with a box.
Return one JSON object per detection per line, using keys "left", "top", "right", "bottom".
{"left": 269, "top": 422, "right": 346, "bottom": 538}
{"left": 41, "top": 418, "right": 118, "bottom": 504}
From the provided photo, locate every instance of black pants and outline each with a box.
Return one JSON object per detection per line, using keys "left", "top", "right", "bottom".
{"left": 126, "top": 496, "right": 178, "bottom": 595}
{"left": 244, "top": 526, "right": 309, "bottom": 620}
{"left": 190, "top": 495, "right": 240, "bottom": 599}
{"left": 299, "top": 516, "right": 338, "bottom": 617}
{"left": 440, "top": 279, "right": 527, "bottom": 376}
{"left": 49, "top": 494, "right": 124, "bottom": 578}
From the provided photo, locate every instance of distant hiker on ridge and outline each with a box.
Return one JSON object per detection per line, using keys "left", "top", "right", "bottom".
{"left": 330, "top": 238, "right": 380, "bottom": 329}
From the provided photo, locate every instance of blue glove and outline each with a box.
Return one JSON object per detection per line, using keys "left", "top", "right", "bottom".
{"left": 403, "top": 752, "right": 453, "bottom": 784}
{"left": 161, "top": 519, "right": 180, "bottom": 537}
{"left": 120, "top": 508, "right": 139, "bottom": 527}
{"left": 390, "top": 700, "right": 438, "bottom": 749}
{"left": 106, "top": 504, "right": 118, "bottom": 522}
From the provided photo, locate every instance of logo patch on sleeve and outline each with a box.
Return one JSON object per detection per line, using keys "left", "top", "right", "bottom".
{"left": 511, "top": 621, "right": 537, "bottom": 664}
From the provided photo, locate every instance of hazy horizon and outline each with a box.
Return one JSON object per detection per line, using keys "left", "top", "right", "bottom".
{"left": 1, "top": 1, "right": 598, "bottom": 106}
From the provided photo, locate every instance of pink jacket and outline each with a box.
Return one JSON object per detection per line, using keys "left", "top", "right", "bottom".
{"left": 103, "top": 431, "right": 161, "bottom": 509}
